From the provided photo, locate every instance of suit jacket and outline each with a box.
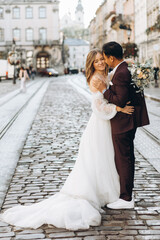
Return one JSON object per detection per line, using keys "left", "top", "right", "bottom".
{"left": 104, "top": 62, "right": 150, "bottom": 134}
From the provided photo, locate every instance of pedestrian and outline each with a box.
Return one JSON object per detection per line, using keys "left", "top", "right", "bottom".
{"left": 31, "top": 68, "right": 36, "bottom": 80}
{"left": 0, "top": 48, "right": 134, "bottom": 230}
{"left": 153, "top": 66, "right": 159, "bottom": 87}
{"left": 19, "top": 66, "right": 29, "bottom": 93}
{"left": 26, "top": 67, "right": 31, "bottom": 78}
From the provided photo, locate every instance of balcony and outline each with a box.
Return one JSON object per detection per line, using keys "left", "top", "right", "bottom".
{"left": 111, "top": 14, "right": 123, "bottom": 30}
{"left": 146, "top": 14, "right": 160, "bottom": 35}
{"left": 119, "top": 24, "right": 131, "bottom": 31}
{"left": 104, "top": 11, "right": 116, "bottom": 20}
{"left": 33, "top": 40, "right": 59, "bottom": 48}
{"left": 5, "top": 41, "right": 12, "bottom": 46}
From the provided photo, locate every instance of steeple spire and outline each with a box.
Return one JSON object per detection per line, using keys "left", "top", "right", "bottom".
{"left": 76, "top": 0, "right": 84, "bottom": 13}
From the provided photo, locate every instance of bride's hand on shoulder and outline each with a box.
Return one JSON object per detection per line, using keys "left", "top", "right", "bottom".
{"left": 91, "top": 76, "right": 106, "bottom": 93}
{"left": 116, "top": 103, "right": 134, "bottom": 115}
{"left": 89, "top": 79, "right": 98, "bottom": 93}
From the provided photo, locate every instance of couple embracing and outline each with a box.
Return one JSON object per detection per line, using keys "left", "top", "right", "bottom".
{"left": 0, "top": 42, "right": 149, "bottom": 230}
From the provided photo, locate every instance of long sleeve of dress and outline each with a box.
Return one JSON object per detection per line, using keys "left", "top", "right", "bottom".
{"left": 91, "top": 92, "right": 117, "bottom": 120}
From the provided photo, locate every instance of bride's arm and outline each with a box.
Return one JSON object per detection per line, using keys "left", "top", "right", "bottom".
{"left": 92, "top": 97, "right": 134, "bottom": 120}
{"left": 90, "top": 80, "right": 134, "bottom": 120}
{"left": 92, "top": 96, "right": 117, "bottom": 120}
{"left": 90, "top": 78, "right": 117, "bottom": 120}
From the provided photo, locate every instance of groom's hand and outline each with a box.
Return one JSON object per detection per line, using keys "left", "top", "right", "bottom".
{"left": 92, "top": 78, "right": 106, "bottom": 93}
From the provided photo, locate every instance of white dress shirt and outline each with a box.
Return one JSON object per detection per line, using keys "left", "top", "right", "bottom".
{"left": 103, "top": 60, "right": 125, "bottom": 94}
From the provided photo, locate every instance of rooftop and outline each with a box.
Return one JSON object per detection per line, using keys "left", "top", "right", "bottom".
{"left": 0, "top": 0, "right": 59, "bottom": 4}
{"left": 75, "top": 0, "right": 84, "bottom": 13}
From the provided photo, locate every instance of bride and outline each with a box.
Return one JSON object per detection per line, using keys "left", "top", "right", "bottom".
{"left": 0, "top": 49, "right": 134, "bottom": 230}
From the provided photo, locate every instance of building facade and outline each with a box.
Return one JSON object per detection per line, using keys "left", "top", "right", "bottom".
{"left": 88, "top": 0, "right": 135, "bottom": 50}
{"left": 60, "top": 0, "right": 84, "bottom": 30}
{"left": 0, "top": 0, "right": 63, "bottom": 73}
{"left": 89, "top": 17, "right": 97, "bottom": 48}
{"left": 134, "top": 0, "right": 148, "bottom": 63}
{"left": 75, "top": 0, "right": 84, "bottom": 29}
{"left": 146, "top": 0, "right": 160, "bottom": 67}
{"left": 103, "top": 0, "right": 117, "bottom": 44}
{"left": 89, "top": 0, "right": 160, "bottom": 65}
{"left": 64, "top": 38, "right": 89, "bottom": 70}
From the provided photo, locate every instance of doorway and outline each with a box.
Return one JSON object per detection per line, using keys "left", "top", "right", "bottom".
{"left": 36, "top": 52, "right": 49, "bottom": 69}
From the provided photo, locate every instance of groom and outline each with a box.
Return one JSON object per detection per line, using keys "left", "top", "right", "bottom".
{"left": 92, "top": 42, "right": 149, "bottom": 209}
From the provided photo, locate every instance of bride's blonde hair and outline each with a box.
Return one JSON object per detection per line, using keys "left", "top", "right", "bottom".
{"left": 85, "top": 48, "right": 108, "bottom": 84}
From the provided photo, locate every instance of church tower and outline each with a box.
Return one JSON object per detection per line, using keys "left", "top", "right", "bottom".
{"left": 75, "top": 0, "right": 84, "bottom": 28}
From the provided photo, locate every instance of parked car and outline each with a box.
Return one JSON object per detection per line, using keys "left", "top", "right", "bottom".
{"left": 69, "top": 68, "right": 79, "bottom": 74}
{"left": 39, "top": 68, "right": 59, "bottom": 77}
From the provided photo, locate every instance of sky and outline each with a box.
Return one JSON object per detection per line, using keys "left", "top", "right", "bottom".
{"left": 59, "top": 0, "right": 104, "bottom": 27}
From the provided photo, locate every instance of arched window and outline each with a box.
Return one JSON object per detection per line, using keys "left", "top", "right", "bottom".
{"left": 0, "top": 8, "right": 4, "bottom": 19}
{"left": 39, "top": 28, "right": 47, "bottom": 42}
{"left": 13, "top": 7, "right": 20, "bottom": 19}
{"left": 0, "top": 28, "right": 4, "bottom": 41}
{"left": 39, "top": 7, "right": 46, "bottom": 18}
{"left": 36, "top": 51, "right": 49, "bottom": 69}
{"left": 13, "top": 28, "right": 21, "bottom": 41}
{"left": 26, "top": 28, "right": 33, "bottom": 41}
{"left": 26, "top": 7, "right": 33, "bottom": 19}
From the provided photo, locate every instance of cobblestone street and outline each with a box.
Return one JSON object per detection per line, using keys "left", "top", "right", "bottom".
{"left": 0, "top": 80, "right": 21, "bottom": 97}
{"left": 0, "top": 77, "right": 160, "bottom": 240}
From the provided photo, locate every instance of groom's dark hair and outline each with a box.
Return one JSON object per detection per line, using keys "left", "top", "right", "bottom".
{"left": 102, "top": 41, "right": 123, "bottom": 60}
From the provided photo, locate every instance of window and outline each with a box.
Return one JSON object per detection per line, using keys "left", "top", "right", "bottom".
{"left": 27, "top": 51, "right": 33, "bottom": 58}
{"left": 39, "top": 7, "right": 46, "bottom": 18}
{"left": 13, "top": 7, "right": 20, "bottom": 19}
{"left": 0, "top": 8, "right": 3, "bottom": 19}
{"left": 0, "top": 29, "right": 4, "bottom": 41}
{"left": 39, "top": 28, "right": 46, "bottom": 42}
{"left": 13, "top": 28, "right": 20, "bottom": 41}
{"left": 26, "top": 28, "right": 33, "bottom": 41}
{"left": 26, "top": 7, "right": 33, "bottom": 19}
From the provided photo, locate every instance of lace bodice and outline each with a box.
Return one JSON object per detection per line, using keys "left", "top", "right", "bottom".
{"left": 93, "top": 71, "right": 114, "bottom": 85}
{"left": 91, "top": 91, "right": 117, "bottom": 120}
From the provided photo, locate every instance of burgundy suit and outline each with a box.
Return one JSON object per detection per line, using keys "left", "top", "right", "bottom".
{"left": 104, "top": 62, "right": 149, "bottom": 201}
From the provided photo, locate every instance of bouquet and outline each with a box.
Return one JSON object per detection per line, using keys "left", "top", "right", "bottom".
{"left": 128, "top": 59, "right": 154, "bottom": 95}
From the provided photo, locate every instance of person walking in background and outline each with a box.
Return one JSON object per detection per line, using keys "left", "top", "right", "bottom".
{"left": 31, "top": 68, "right": 36, "bottom": 80}
{"left": 19, "top": 66, "right": 29, "bottom": 93}
{"left": 153, "top": 66, "right": 159, "bottom": 88}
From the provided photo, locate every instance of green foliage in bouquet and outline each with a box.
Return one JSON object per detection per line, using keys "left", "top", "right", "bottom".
{"left": 128, "top": 59, "right": 154, "bottom": 95}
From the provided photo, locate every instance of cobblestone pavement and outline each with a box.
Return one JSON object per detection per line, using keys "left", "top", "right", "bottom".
{"left": 0, "top": 80, "right": 21, "bottom": 97}
{"left": 0, "top": 77, "right": 160, "bottom": 240}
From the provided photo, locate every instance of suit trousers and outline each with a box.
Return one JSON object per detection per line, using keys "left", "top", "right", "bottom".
{"left": 112, "top": 128, "right": 137, "bottom": 201}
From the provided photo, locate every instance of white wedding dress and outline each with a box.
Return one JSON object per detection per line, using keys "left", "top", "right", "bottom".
{"left": 0, "top": 91, "right": 120, "bottom": 230}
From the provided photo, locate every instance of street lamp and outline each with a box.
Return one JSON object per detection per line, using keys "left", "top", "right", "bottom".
{"left": 7, "top": 39, "right": 20, "bottom": 84}
{"left": 127, "top": 27, "right": 132, "bottom": 42}
{"left": 127, "top": 29, "right": 131, "bottom": 42}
